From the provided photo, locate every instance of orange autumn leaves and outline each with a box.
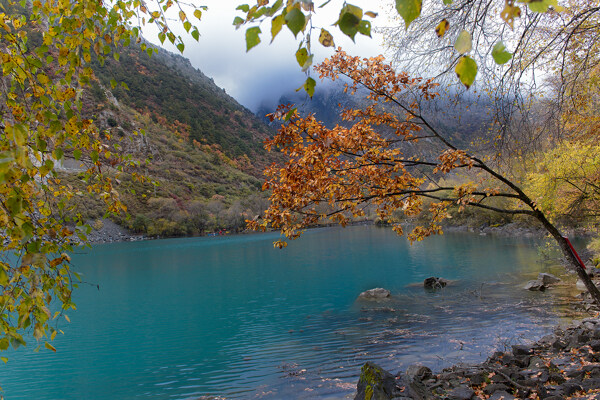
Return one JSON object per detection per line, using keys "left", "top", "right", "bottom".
{"left": 248, "top": 50, "right": 475, "bottom": 245}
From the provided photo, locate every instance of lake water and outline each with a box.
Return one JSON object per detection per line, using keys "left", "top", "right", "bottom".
{"left": 0, "top": 226, "right": 583, "bottom": 399}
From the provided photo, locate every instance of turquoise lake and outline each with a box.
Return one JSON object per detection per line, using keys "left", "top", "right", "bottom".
{"left": 0, "top": 226, "right": 582, "bottom": 399}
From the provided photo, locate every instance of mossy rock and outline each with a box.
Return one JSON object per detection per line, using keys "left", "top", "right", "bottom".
{"left": 355, "top": 362, "right": 397, "bottom": 400}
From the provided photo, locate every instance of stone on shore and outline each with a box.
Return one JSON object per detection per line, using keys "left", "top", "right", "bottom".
{"left": 354, "top": 362, "right": 398, "bottom": 400}
{"left": 358, "top": 288, "right": 391, "bottom": 301}
{"left": 355, "top": 317, "right": 600, "bottom": 399}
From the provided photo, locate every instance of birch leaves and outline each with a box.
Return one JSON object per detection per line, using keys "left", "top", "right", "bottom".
{"left": 234, "top": 1, "right": 377, "bottom": 97}
{"left": 393, "top": 0, "right": 563, "bottom": 89}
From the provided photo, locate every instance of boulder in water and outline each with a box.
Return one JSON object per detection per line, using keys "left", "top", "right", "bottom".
{"left": 358, "top": 288, "right": 391, "bottom": 300}
{"left": 538, "top": 272, "right": 561, "bottom": 285}
{"left": 424, "top": 277, "right": 448, "bottom": 290}
{"left": 524, "top": 280, "right": 546, "bottom": 291}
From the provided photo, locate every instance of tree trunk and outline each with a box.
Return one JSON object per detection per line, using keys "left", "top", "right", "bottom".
{"left": 534, "top": 210, "right": 600, "bottom": 305}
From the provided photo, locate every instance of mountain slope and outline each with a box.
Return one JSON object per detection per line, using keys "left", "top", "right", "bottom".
{"left": 61, "top": 43, "right": 276, "bottom": 237}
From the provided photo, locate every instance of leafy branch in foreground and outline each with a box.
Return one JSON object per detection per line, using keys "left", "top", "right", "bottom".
{"left": 0, "top": 0, "right": 204, "bottom": 358}
{"left": 247, "top": 49, "right": 600, "bottom": 304}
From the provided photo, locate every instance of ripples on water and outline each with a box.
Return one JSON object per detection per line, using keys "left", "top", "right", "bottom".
{"left": 0, "top": 226, "right": 584, "bottom": 399}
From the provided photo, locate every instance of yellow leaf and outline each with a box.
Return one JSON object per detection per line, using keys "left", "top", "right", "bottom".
{"left": 435, "top": 19, "right": 449, "bottom": 38}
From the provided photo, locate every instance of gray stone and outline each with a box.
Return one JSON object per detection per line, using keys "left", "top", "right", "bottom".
{"left": 559, "top": 382, "right": 583, "bottom": 396}
{"left": 488, "top": 391, "right": 515, "bottom": 400}
{"left": 424, "top": 277, "right": 448, "bottom": 289}
{"left": 512, "top": 344, "right": 533, "bottom": 356}
{"left": 447, "top": 386, "right": 475, "bottom": 400}
{"left": 405, "top": 364, "right": 432, "bottom": 381}
{"left": 357, "top": 288, "right": 391, "bottom": 301}
{"left": 538, "top": 273, "right": 561, "bottom": 285}
{"left": 524, "top": 280, "right": 546, "bottom": 291}
{"left": 483, "top": 383, "right": 510, "bottom": 395}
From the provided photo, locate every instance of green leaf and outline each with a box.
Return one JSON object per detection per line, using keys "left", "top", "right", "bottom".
{"left": 336, "top": 5, "right": 363, "bottom": 41}
{"left": 301, "top": 55, "right": 313, "bottom": 72}
{"left": 295, "top": 47, "right": 309, "bottom": 67}
{"left": 236, "top": 4, "right": 250, "bottom": 12}
{"left": 73, "top": 149, "right": 82, "bottom": 160}
{"left": 245, "top": 26, "right": 261, "bottom": 51}
{"left": 193, "top": 9, "right": 203, "bottom": 20}
{"left": 297, "top": 77, "right": 316, "bottom": 98}
{"left": 318, "top": 28, "right": 334, "bottom": 47}
{"left": 285, "top": 8, "right": 306, "bottom": 38}
{"left": 191, "top": 29, "right": 200, "bottom": 41}
{"left": 443, "top": 0, "right": 453, "bottom": 4}
{"left": 233, "top": 16, "right": 244, "bottom": 28}
{"left": 284, "top": 107, "right": 297, "bottom": 121}
{"left": 7, "top": 192, "right": 22, "bottom": 215}
{"left": 396, "top": 0, "right": 422, "bottom": 29}
{"left": 455, "top": 56, "right": 478, "bottom": 89}
{"left": 110, "top": 79, "right": 117, "bottom": 89}
{"left": 454, "top": 30, "right": 472, "bottom": 54}
{"left": 0, "top": 268, "right": 8, "bottom": 286}
{"left": 12, "top": 124, "right": 27, "bottom": 146}
{"left": 267, "top": 0, "right": 283, "bottom": 16}
{"left": 176, "top": 43, "right": 185, "bottom": 53}
{"left": 492, "top": 41, "right": 512, "bottom": 65}
{"left": 522, "top": 0, "right": 557, "bottom": 13}
{"left": 271, "top": 14, "right": 284, "bottom": 42}
{"left": 358, "top": 20, "right": 371, "bottom": 37}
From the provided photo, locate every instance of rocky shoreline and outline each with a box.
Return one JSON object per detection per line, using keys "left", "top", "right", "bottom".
{"left": 355, "top": 312, "right": 600, "bottom": 399}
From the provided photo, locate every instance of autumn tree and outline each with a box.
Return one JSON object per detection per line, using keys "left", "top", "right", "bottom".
{"left": 0, "top": 0, "right": 206, "bottom": 355}
{"left": 248, "top": 49, "right": 600, "bottom": 304}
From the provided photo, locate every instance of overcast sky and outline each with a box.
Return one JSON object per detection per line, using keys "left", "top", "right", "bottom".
{"left": 144, "top": 1, "right": 397, "bottom": 112}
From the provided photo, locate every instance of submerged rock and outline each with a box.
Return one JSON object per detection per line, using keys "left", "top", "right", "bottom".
{"left": 358, "top": 288, "right": 391, "bottom": 301}
{"left": 424, "top": 277, "right": 448, "bottom": 290}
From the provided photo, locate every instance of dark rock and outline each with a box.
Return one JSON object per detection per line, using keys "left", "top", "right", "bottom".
{"left": 524, "top": 280, "right": 546, "bottom": 291}
{"left": 558, "top": 382, "right": 583, "bottom": 396}
{"left": 447, "top": 386, "right": 475, "bottom": 400}
{"left": 547, "top": 373, "right": 566, "bottom": 384}
{"left": 423, "top": 277, "right": 448, "bottom": 290}
{"left": 528, "top": 356, "right": 547, "bottom": 369}
{"left": 512, "top": 344, "right": 533, "bottom": 356}
{"left": 354, "top": 362, "right": 397, "bottom": 400}
{"left": 405, "top": 364, "right": 432, "bottom": 381}
{"left": 582, "top": 363, "right": 600, "bottom": 377}
{"left": 466, "top": 372, "right": 485, "bottom": 386}
{"left": 357, "top": 288, "right": 391, "bottom": 301}
{"left": 552, "top": 338, "right": 567, "bottom": 350}
{"left": 488, "top": 391, "right": 515, "bottom": 400}
{"left": 483, "top": 383, "right": 510, "bottom": 395}
{"left": 538, "top": 273, "right": 561, "bottom": 285}
{"left": 581, "top": 377, "right": 600, "bottom": 391}
{"left": 512, "top": 355, "right": 531, "bottom": 368}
